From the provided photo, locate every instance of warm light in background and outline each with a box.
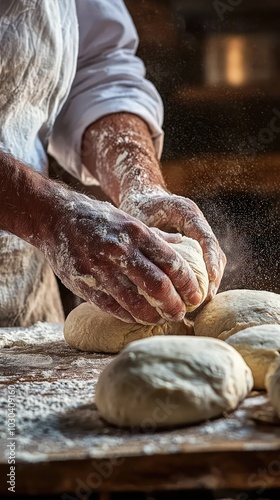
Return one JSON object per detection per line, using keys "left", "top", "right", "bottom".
{"left": 205, "top": 34, "right": 275, "bottom": 87}
{"left": 226, "top": 37, "right": 245, "bottom": 86}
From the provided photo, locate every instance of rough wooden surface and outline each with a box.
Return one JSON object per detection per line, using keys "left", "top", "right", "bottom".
{"left": 1, "top": 323, "right": 280, "bottom": 495}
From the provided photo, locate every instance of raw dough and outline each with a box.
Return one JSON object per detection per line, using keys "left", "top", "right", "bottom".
{"left": 64, "top": 237, "right": 208, "bottom": 353}
{"left": 194, "top": 289, "right": 280, "bottom": 340}
{"left": 265, "top": 358, "right": 280, "bottom": 418}
{"left": 166, "top": 237, "right": 208, "bottom": 312}
{"left": 136, "top": 236, "right": 208, "bottom": 315}
{"left": 226, "top": 325, "right": 280, "bottom": 389}
{"left": 95, "top": 336, "right": 253, "bottom": 428}
{"left": 64, "top": 302, "right": 191, "bottom": 353}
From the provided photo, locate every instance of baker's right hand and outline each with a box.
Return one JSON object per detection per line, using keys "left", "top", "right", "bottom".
{"left": 42, "top": 192, "right": 202, "bottom": 324}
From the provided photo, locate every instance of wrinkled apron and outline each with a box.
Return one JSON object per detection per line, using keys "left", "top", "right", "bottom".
{"left": 0, "top": 0, "right": 78, "bottom": 325}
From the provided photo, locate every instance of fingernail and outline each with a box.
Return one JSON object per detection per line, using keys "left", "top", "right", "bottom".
{"left": 188, "top": 291, "right": 202, "bottom": 305}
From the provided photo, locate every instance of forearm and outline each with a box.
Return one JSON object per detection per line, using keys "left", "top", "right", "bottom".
{"left": 81, "top": 112, "right": 167, "bottom": 207}
{"left": 81, "top": 113, "right": 226, "bottom": 298}
{"left": 0, "top": 152, "right": 202, "bottom": 323}
{"left": 0, "top": 151, "right": 60, "bottom": 245}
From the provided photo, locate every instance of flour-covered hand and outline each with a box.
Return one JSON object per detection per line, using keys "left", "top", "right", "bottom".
{"left": 41, "top": 192, "right": 202, "bottom": 324}
{"left": 120, "top": 190, "right": 226, "bottom": 299}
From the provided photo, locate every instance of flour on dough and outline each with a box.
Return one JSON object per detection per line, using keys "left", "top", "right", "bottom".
{"left": 64, "top": 236, "right": 207, "bottom": 353}
{"left": 64, "top": 302, "right": 191, "bottom": 353}
{"left": 194, "top": 289, "right": 280, "bottom": 340}
{"left": 136, "top": 236, "right": 208, "bottom": 316}
{"left": 226, "top": 324, "right": 280, "bottom": 390}
{"left": 95, "top": 336, "right": 253, "bottom": 428}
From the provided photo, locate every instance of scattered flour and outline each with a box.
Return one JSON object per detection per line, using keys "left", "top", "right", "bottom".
{"left": 0, "top": 322, "right": 63, "bottom": 349}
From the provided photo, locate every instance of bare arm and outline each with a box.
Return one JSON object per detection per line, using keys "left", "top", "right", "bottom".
{"left": 0, "top": 151, "right": 55, "bottom": 243}
{"left": 81, "top": 112, "right": 165, "bottom": 206}
{"left": 0, "top": 150, "right": 199, "bottom": 324}
{"left": 82, "top": 112, "right": 226, "bottom": 298}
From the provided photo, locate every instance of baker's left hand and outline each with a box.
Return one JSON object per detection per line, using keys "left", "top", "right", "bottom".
{"left": 120, "top": 190, "right": 226, "bottom": 300}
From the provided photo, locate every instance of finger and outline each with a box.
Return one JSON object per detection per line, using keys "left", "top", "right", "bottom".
{"left": 123, "top": 249, "right": 199, "bottom": 322}
{"left": 74, "top": 280, "right": 136, "bottom": 323}
{"left": 101, "top": 272, "right": 166, "bottom": 324}
{"left": 182, "top": 215, "right": 226, "bottom": 292}
{"left": 207, "top": 281, "right": 218, "bottom": 302}
{"left": 77, "top": 271, "right": 165, "bottom": 325}
{"left": 107, "top": 224, "right": 201, "bottom": 318}
{"left": 202, "top": 239, "right": 226, "bottom": 299}
{"left": 141, "top": 231, "right": 202, "bottom": 306}
{"left": 206, "top": 251, "right": 227, "bottom": 300}
{"left": 183, "top": 216, "right": 219, "bottom": 278}
{"left": 150, "top": 227, "right": 183, "bottom": 244}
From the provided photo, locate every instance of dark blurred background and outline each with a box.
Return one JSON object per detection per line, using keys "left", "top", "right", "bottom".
{"left": 50, "top": 0, "right": 280, "bottom": 316}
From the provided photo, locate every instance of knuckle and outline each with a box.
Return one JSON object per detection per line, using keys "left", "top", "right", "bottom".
{"left": 107, "top": 238, "right": 130, "bottom": 260}
{"left": 151, "top": 277, "right": 171, "bottom": 296}
{"left": 126, "top": 219, "right": 144, "bottom": 237}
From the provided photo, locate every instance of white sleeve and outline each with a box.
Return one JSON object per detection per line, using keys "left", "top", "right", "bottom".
{"left": 48, "top": 0, "right": 164, "bottom": 185}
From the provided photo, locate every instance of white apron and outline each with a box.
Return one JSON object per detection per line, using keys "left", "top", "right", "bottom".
{"left": 0, "top": 0, "right": 78, "bottom": 325}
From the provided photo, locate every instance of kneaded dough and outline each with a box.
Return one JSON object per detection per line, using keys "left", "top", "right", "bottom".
{"left": 194, "top": 289, "right": 280, "bottom": 340}
{"left": 95, "top": 336, "right": 253, "bottom": 428}
{"left": 137, "top": 236, "right": 208, "bottom": 315}
{"left": 265, "top": 358, "right": 280, "bottom": 418}
{"left": 64, "top": 302, "right": 191, "bottom": 353}
{"left": 226, "top": 325, "right": 280, "bottom": 390}
{"left": 64, "top": 237, "right": 208, "bottom": 353}
{"left": 168, "top": 236, "right": 208, "bottom": 312}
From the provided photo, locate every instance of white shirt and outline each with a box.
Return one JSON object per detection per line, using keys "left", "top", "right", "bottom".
{"left": 0, "top": 0, "right": 163, "bottom": 185}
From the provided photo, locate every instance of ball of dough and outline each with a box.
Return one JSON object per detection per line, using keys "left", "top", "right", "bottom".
{"left": 64, "top": 237, "right": 208, "bottom": 353}
{"left": 194, "top": 289, "right": 280, "bottom": 341}
{"left": 168, "top": 236, "right": 209, "bottom": 312}
{"left": 226, "top": 325, "right": 280, "bottom": 390}
{"left": 95, "top": 336, "right": 253, "bottom": 428}
{"left": 64, "top": 302, "right": 190, "bottom": 353}
{"left": 265, "top": 358, "right": 280, "bottom": 418}
{"left": 136, "top": 236, "right": 208, "bottom": 315}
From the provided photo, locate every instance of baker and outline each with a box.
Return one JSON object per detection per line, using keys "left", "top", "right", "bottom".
{"left": 0, "top": 0, "right": 226, "bottom": 327}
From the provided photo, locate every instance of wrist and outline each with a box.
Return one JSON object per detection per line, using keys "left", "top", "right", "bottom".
{"left": 0, "top": 151, "right": 68, "bottom": 247}
{"left": 120, "top": 185, "right": 168, "bottom": 205}
{"left": 119, "top": 186, "right": 170, "bottom": 223}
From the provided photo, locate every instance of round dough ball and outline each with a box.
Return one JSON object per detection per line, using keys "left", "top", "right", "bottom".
{"left": 64, "top": 236, "right": 207, "bottom": 353}
{"left": 64, "top": 302, "right": 190, "bottom": 353}
{"left": 194, "top": 289, "right": 280, "bottom": 340}
{"left": 265, "top": 358, "right": 280, "bottom": 418}
{"left": 95, "top": 336, "right": 253, "bottom": 428}
{"left": 226, "top": 325, "right": 280, "bottom": 390}
{"left": 137, "top": 236, "right": 208, "bottom": 315}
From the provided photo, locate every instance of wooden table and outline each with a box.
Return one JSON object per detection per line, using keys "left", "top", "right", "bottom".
{"left": 1, "top": 323, "right": 280, "bottom": 496}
